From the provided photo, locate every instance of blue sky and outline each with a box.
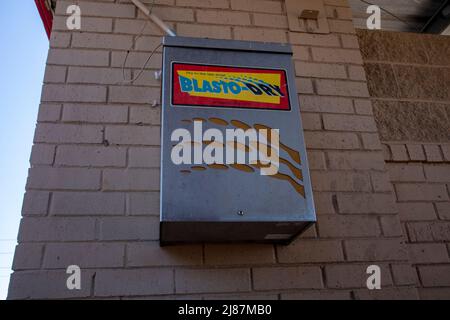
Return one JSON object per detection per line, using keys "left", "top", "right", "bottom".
{"left": 0, "top": 1, "right": 49, "bottom": 299}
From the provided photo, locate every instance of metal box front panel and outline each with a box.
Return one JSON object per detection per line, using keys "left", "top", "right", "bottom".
{"left": 160, "top": 37, "right": 315, "bottom": 243}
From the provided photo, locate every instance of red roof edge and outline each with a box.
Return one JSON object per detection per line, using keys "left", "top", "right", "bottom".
{"left": 35, "top": 0, "right": 53, "bottom": 39}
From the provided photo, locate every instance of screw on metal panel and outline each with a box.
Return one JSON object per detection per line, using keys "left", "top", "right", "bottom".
{"left": 237, "top": 210, "right": 244, "bottom": 216}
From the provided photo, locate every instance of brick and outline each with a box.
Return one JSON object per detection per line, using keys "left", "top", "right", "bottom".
{"left": 345, "top": 239, "right": 408, "bottom": 261}
{"left": 419, "top": 288, "right": 450, "bottom": 300}
{"left": 281, "top": 290, "right": 351, "bottom": 300}
{"left": 341, "top": 34, "right": 359, "bottom": 48}
{"left": 127, "top": 192, "right": 160, "bottom": 216}
{"left": 299, "top": 96, "right": 354, "bottom": 114}
{"left": 253, "top": 266, "right": 323, "bottom": 290}
{"left": 42, "top": 84, "right": 107, "bottom": 103}
{"left": 396, "top": 183, "right": 448, "bottom": 201}
{"left": 37, "top": 104, "right": 62, "bottom": 122}
{"left": 35, "top": 124, "right": 103, "bottom": 144}
{"left": 424, "top": 165, "right": 450, "bottom": 182}
{"left": 295, "top": 62, "right": 347, "bottom": 79}
{"left": 327, "top": 151, "right": 385, "bottom": 170}
{"left": 424, "top": 144, "right": 443, "bottom": 162}
{"left": 53, "top": 16, "right": 113, "bottom": 33}
{"left": 277, "top": 240, "right": 344, "bottom": 263}
{"left": 129, "top": 147, "right": 160, "bottom": 168}
{"left": 311, "top": 172, "right": 371, "bottom": 192}
{"left": 353, "top": 288, "right": 418, "bottom": 300}
{"left": 43, "top": 243, "right": 125, "bottom": 268}
{"left": 337, "top": 193, "right": 397, "bottom": 213}
{"left": 419, "top": 265, "right": 450, "bottom": 287}
{"left": 407, "top": 223, "right": 435, "bottom": 242}
{"left": 202, "top": 244, "right": 274, "bottom": 265}
{"left": 234, "top": 27, "right": 287, "bottom": 43}
{"left": 22, "top": 191, "right": 50, "bottom": 216}
{"left": 391, "top": 264, "right": 418, "bottom": 286}
{"left": 72, "top": 33, "right": 133, "bottom": 50}
{"left": 67, "top": 67, "right": 131, "bottom": 85}
{"left": 253, "top": 13, "right": 288, "bottom": 28}
{"left": 63, "top": 104, "right": 128, "bottom": 124}
{"left": 313, "top": 192, "right": 336, "bottom": 214}
{"left": 177, "top": 23, "right": 232, "bottom": 39}
{"left": 56, "top": 145, "right": 126, "bottom": 167}
{"left": 114, "top": 18, "right": 167, "bottom": 36}
{"left": 325, "top": 264, "right": 393, "bottom": 289}
{"left": 289, "top": 33, "right": 340, "bottom": 47}
{"left": 292, "top": 46, "right": 310, "bottom": 61}
{"left": 177, "top": 0, "right": 229, "bottom": 9}
{"left": 304, "top": 132, "right": 360, "bottom": 150}
{"left": 348, "top": 66, "right": 366, "bottom": 81}
{"left": 127, "top": 242, "right": 202, "bottom": 267}
{"left": 407, "top": 144, "right": 426, "bottom": 161}
{"left": 176, "top": 269, "right": 250, "bottom": 293}
{"left": 50, "top": 192, "right": 125, "bottom": 216}
{"left": 95, "top": 269, "right": 174, "bottom": 297}
{"left": 408, "top": 244, "right": 449, "bottom": 264}
{"left": 323, "top": 114, "right": 377, "bottom": 132}
{"left": 27, "top": 167, "right": 101, "bottom": 190}
{"left": 370, "top": 172, "right": 394, "bottom": 192}
{"left": 202, "top": 293, "right": 277, "bottom": 300}
{"left": 103, "top": 169, "right": 160, "bottom": 191}
{"left": 18, "top": 218, "right": 96, "bottom": 242}
{"left": 47, "top": 49, "right": 110, "bottom": 66}
{"left": 398, "top": 202, "right": 437, "bottom": 221}
{"left": 49, "top": 32, "right": 71, "bottom": 48}
{"left": 382, "top": 144, "right": 391, "bottom": 161}
{"left": 129, "top": 107, "right": 160, "bottom": 125}
{"left": 296, "top": 78, "right": 314, "bottom": 94}
{"left": 328, "top": 19, "right": 356, "bottom": 34}
{"left": 8, "top": 270, "right": 93, "bottom": 299}
{"left": 44, "top": 65, "right": 66, "bottom": 83}
{"left": 230, "top": 0, "right": 282, "bottom": 13}
{"left": 380, "top": 216, "right": 403, "bottom": 237}
{"left": 312, "top": 48, "right": 362, "bottom": 64}
{"left": 318, "top": 215, "right": 380, "bottom": 237}
{"left": 436, "top": 202, "right": 450, "bottom": 220}
{"left": 111, "top": 52, "right": 162, "bottom": 69}
{"left": 306, "top": 151, "right": 326, "bottom": 170}
{"left": 134, "top": 35, "right": 165, "bottom": 51}
{"left": 109, "top": 86, "right": 161, "bottom": 104}
{"left": 12, "top": 244, "right": 44, "bottom": 270}
{"left": 144, "top": 6, "right": 194, "bottom": 22}
{"left": 441, "top": 144, "right": 450, "bottom": 162}
{"left": 56, "top": 1, "right": 135, "bottom": 18}
{"left": 99, "top": 217, "right": 159, "bottom": 240}
{"left": 106, "top": 126, "right": 160, "bottom": 146}
{"left": 301, "top": 113, "right": 322, "bottom": 130}
{"left": 387, "top": 164, "right": 425, "bottom": 182}
{"left": 197, "top": 10, "right": 250, "bottom": 25}
{"left": 361, "top": 133, "right": 381, "bottom": 150}
{"left": 353, "top": 100, "right": 373, "bottom": 116}
{"left": 316, "top": 79, "right": 369, "bottom": 97}
{"left": 30, "top": 144, "right": 55, "bottom": 165}
{"left": 326, "top": 6, "right": 353, "bottom": 20}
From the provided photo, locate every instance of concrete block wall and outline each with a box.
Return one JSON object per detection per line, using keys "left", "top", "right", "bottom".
{"left": 358, "top": 29, "right": 450, "bottom": 299}
{"left": 9, "top": 0, "right": 417, "bottom": 299}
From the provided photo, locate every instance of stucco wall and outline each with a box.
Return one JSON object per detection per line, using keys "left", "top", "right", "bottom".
{"left": 8, "top": 0, "right": 422, "bottom": 299}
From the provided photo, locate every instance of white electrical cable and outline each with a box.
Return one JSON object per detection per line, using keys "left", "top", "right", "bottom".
{"left": 131, "top": 0, "right": 177, "bottom": 36}
{"left": 116, "top": 0, "right": 162, "bottom": 85}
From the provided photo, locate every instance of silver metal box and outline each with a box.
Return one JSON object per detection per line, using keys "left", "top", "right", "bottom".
{"left": 160, "top": 36, "right": 316, "bottom": 245}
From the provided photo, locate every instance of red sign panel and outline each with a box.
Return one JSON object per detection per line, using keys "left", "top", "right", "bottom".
{"left": 172, "top": 63, "right": 290, "bottom": 111}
